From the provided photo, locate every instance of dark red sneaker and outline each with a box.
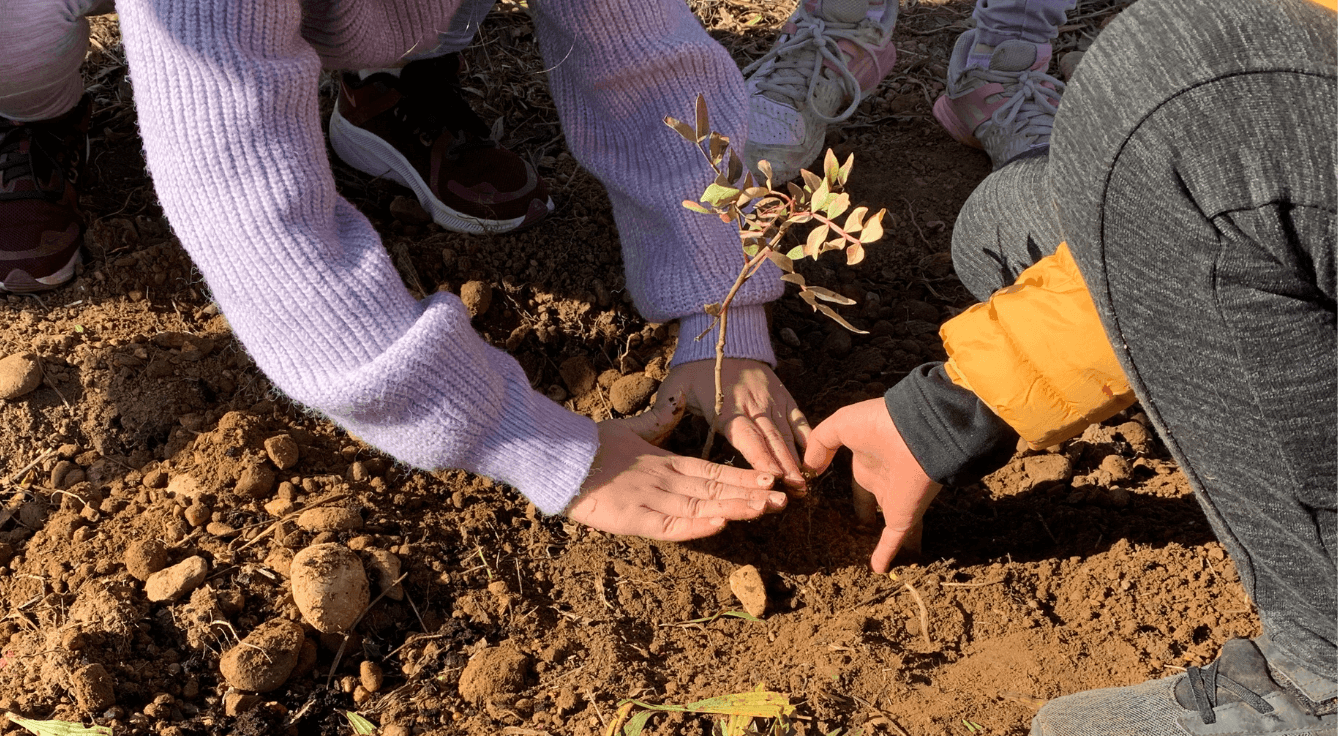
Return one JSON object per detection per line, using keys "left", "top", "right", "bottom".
{"left": 0, "top": 96, "right": 89, "bottom": 293}
{"left": 329, "top": 54, "right": 552, "bottom": 234}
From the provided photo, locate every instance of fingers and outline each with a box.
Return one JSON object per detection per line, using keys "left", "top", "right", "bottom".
{"left": 790, "top": 406, "right": 812, "bottom": 452}
{"left": 650, "top": 514, "right": 729, "bottom": 542}
{"left": 751, "top": 414, "right": 805, "bottom": 489}
{"left": 720, "top": 415, "right": 786, "bottom": 478}
{"left": 870, "top": 522, "right": 915, "bottom": 574}
{"left": 667, "top": 453, "right": 778, "bottom": 492}
{"left": 802, "top": 406, "right": 850, "bottom": 475}
{"left": 620, "top": 390, "right": 687, "bottom": 445}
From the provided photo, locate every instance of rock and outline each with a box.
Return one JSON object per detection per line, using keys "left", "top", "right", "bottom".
{"left": 145, "top": 556, "right": 208, "bottom": 602}
{"left": 558, "top": 356, "right": 597, "bottom": 396}
{"left": 1099, "top": 454, "right": 1132, "bottom": 483}
{"left": 224, "top": 691, "right": 261, "bottom": 717}
{"left": 0, "top": 353, "right": 42, "bottom": 400}
{"left": 360, "top": 661, "right": 384, "bottom": 693}
{"left": 382, "top": 725, "right": 411, "bottom": 736}
{"left": 264, "top": 498, "right": 296, "bottom": 517}
{"left": 821, "top": 330, "right": 852, "bottom": 357}
{"left": 69, "top": 663, "right": 116, "bottom": 713}
{"left": 290, "top": 543, "right": 369, "bottom": 633}
{"left": 219, "top": 619, "right": 305, "bottom": 692}
{"left": 124, "top": 539, "right": 168, "bottom": 581}
{"left": 264, "top": 434, "right": 300, "bottom": 470}
{"left": 364, "top": 548, "right": 404, "bottom": 601}
{"left": 389, "top": 195, "right": 431, "bottom": 225}
{"left": 183, "top": 502, "right": 211, "bottom": 528}
{"left": 779, "top": 327, "right": 802, "bottom": 348}
{"left": 1059, "top": 50, "right": 1085, "bottom": 81}
{"left": 264, "top": 547, "right": 294, "bottom": 577}
{"left": 458, "top": 643, "right": 531, "bottom": 706}
{"left": 597, "top": 368, "right": 621, "bottom": 390}
{"left": 460, "top": 281, "right": 493, "bottom": 317}
{"left": 50, "top": 460, "right": 77, "bottom": 489}
{"left": 206, "top": 521, "right": 237, "bottom": 536}
{"left": 142, "top": 468, "right": 169, "bottom": 489}
{"left": 1116, "top": 421, "right": 1154, "bottom": 455}
{"left": 296, "top": 507, "right": 363, "bottom": 533}
{"left": 610, "top": 374, "right": 658, "bottom": 415}
{"left": 292, "top": 638, "right": 318, "bottom": 679}
{"left": 727, "top": 565, "right": 768, "bottom": 618}
{"left": 236, "top": 464, "right": 276, "bottom": 498}
{"left": 1022, "top": 454, "right": 1074, "bottom": 489}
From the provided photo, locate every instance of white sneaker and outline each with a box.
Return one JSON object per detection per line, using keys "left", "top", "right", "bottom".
{"left": 743, "top": 0, "right": 899, "bottom": 182}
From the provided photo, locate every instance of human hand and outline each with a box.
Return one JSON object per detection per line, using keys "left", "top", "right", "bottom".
{"left": 803, "top": 398, "right": 942, "bottom": 573}
{"left": 566, "top": 392, "right": 789, "bottom": 541}
{"left": 656, "top": 358, "right": 810, "bottom": 491}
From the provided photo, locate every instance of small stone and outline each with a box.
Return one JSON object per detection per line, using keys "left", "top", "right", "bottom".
{"left": 223, "top": 691, "right": 261, "bottom": 717}
{"left": 1116, "top": 421, "right": 1155, "bottom": 455}
{"left": 236, "top": 464, "right": 276, "bottom": 498}
{"left": 597, "top": 368, "right": 621, "bottom": 390}
{"left": 360, "top": 661, "right": 384, "bottom": 693}
{"left": 264, "top": 434, "right": 300, "bottom": 470}
{"left": 349, "top": 461, "right": 370, "bottom": 482}
{"left": 779, "top": 327, "right": 802, "bottom": 348}
{"left": 145, "top": 556, "right": 208, "bottom": 602}
{"left": 545, "top": 385, "right": 567, "bottom": 402}
{"left": 559, "top": 356, "right": 598, "bottom": 396}
{"left": 206, "top": 521, "right": 237, "bottom": 536}
{"left": 219, "top": 619, "right": 304, "bottom": 692}
{"left": 460, "top": 281, "right": 493, "bottom": 317}
{"left": 821, "top": 330, "right": 852, "bottom": 357}
{"left": 264, "top": 498, "right": 296, "bottom": 517}
{"left": 727, "top": 564, "right": 768, "bottom": 618}
{"left": 264, "top": 547, "right": 294, "bottom": 577}
{"left": 458, "top": 643, "right": 531, "bottom": 706}
{"left": 0, "top": 353, "right": 42, "bottom": 400}
{"left": 1059, "top": 50, "right": 1085, "bottom": 81}
{"left": 389, "top": 195, "right": 431, "bottom": 225}
{"left": 50, "top": 460, "right": 77, "bottom": 489}
{"left": 610, "top": 374, "right": 658, "bottom": 415}
{"left": 69, "top": 663, "right": 116, "bottom": 713}
{"left": 142, "top": 469, "right": 169, "bottom": 489}
{"left": 1022, "top": 454, "right": 1073, "bottom": 489}
{"left": 1104, "top": 487, "right": 1132, "bottom": 508}
{"left": 183, "top": 502, "right": 211, "bottom": 528}
{"left": 352, "top": 684, "right": 371, "bottom": 705}
{"left": 382, "top": 726, "right": 411, "bottom": 736}
{"left": 290, "top": 543, "right": 369, "bottom": 633}
{"left": 296, "top": 506, "right": 363, "bottom": 533}
{"left": 292, "top": 638, "right": 318, "bottom": 679}
{"left": 364, "top": 548, "right": 404, "bottom": 601}
{"left": 1099, "top": 454, "right": 1132, "bottom": 483}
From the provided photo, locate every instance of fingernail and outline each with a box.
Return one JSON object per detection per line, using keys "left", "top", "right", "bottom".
{"left": 749, "top": 499, "right": 766, "bottom": 510}
{"left": 768, "top": 492, "right": 788, "bottom": 508}
{"left": 756, "top": 474, "right": 775, "bottom": 487}
{"left": 710, "top": 517, "right": 726, "bottom": 527}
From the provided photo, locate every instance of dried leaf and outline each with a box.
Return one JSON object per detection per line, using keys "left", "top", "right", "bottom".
{"left": 824, "top": 192, "right": 850, "bottom": 219}
{"left": 757, "top": 159, "right": 774, "bottom": 187}
{"left": 781, "top": 272, "right": 807, "bottom": 287}
{"left": 765, "top": 251, "right": 794, "bottom": 272}
{"left": 817, "top": 304, "right": 868, "bottom": 333}
{"left": 789, "top": 213, "right": 814, "bottom": 224}
{"left": 846, "top": 242, "right": 866, "bottom": 265}
{"left": 843, "top": 206, "right": 868, "bottom": 233}
{"left": 345, "top": 711, "right": 378, "bottom": 735}
{"left": 726, "top": 150, "right": 744, "bottom": 183}
{"left": 823, "top": 149, "right": 840, "bottom": 184}
{"left": 822, "top": 237, "right": 846, "bottom": 253}
{"left": 7, "top": 717, "right": 113, "bottom": 736}
{"left": 743, "top": 187, "right": 769, "bottom": 199}
{"left": 805, "top": 224, "right": 830, "bottom": 258}
{"left": 838, "top": 152, "right": 855, "bottom": 185}
{"left": 860, "top": 209, "right": 886, "bottom": 243}
{"left": 786, "top": 181, "right": 805, "bottom": 202}
{"left": 743, "top": 244, "right": 759, "bottom": 257}
{"left": 799, "top": 290, "right": 818, "bottom": 308}
{"left": 623, "top": 710, "right": 656, "bottom": 736}
{"left": 704, "top": 302, "right": 722, "bottom": 317}
{"left": 694, "top": 94, "right": 709, "bottom": 142}
{"left": 663, "top": 116, "right": 696, "bottom": 142}
{"left": 806, "top": 285, "right": 856, "bottom": 305}
{"left": 708, "top": 132, "right": 729, "bottom": 165}
{"left": 800, "top": 169, "right": 823, "bottom": 194}
{"left": 682, "top": 199, "right": 713, "bottom": 214}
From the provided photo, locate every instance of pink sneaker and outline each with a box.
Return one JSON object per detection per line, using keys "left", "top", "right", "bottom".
{"left": 933, "top": 30, "right": 1064, "bottom": 169}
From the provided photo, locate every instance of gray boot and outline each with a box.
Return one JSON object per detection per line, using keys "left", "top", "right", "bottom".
{"left": 1031, "top": 637, "right": 1336, "bottom": 735}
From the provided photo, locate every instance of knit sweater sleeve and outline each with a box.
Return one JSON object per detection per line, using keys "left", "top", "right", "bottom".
{"left": 115, "top": 0, "right": 598, "bottom": 515}
{"left": 530, "top": 0, "right": 783, "bottom": 367}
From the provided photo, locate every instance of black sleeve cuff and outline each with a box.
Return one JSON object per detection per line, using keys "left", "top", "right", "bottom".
{"left": 884, "top": 363, "right": 1019, "bottom": 486}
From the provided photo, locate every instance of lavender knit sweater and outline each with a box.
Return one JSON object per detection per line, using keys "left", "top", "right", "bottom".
{"left": 114, "top": 0, "right": 782, "bottom": 514}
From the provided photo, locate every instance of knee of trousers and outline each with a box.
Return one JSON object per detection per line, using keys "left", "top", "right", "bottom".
{"left": 0, "top": 0, "right": 94, "bottom": 120}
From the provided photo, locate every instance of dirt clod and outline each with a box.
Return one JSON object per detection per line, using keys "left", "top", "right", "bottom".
{"left": 460, "top": 281, "right": 493, "bottom": 317}
{"left": 124, "top": 538, "right": 168, "bottom": 581}
{"left": 236, "top": 463, "right": 276, "bottom": 498}
{"left": 389, "top": 195, "right": 431, "bottom": 225}
{"left": 1022, "top": 454, "right": 1074, "bottom": 489}
{"left": 290, "top": 543, "right": 369, "bottom": 633}
{"left": 144, "top": 555, "right": 208, "bottom": 602}
{"left": 360, "top": 661, "right": 384, "bottom": 693}
{"left": 264, "top": 434, "right": 300, "bottom": 470}
{"left": 458, "top": 642, "right": 530, "bottom": 706}
{"left": 218, "top": 618, "right": 305, "bottom": 693}
{"left": 609, "top": 374, "right": 658, "bottom": 415}
{"left": 559, "top": 356, "right": 597, "bottom": 396}
{"left": 0, "top": 353, "right": 41, "bottom": 400}
{"left": 68, "top": 663, "right": 116, "bottom": 713}
{"left": 728, "top": 564, "right": 769, "bottom": 618}
{"left": 223, "top": 691, "right": 261, "bottom": 717}
{"left": 296, "top": 506, "right": 363, "bottom": 533}
{"left": 364, "top": 548, "right": 404, "bottom": 601}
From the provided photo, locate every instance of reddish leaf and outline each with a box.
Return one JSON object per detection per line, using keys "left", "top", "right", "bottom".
{"left": 765, "top": 251, "right": 794, "bottom": 272}
{"left": 694, "top": 94, "right": 710, "bottom": 142}
{"left": 757, "top": 160, "right": 775, "bottom": 187}
{"left": 664, "top": 116, "right": 696, "bottom": 142}
{"left": 800, "top": 169, "right": 823, "bottom": 194}
{"left": 846, "top": 242, "right": 866, "bottom": 265}
{"left": 805, "top": 285, "right": 855, "bottom": 305}
{"left": 838, "top": 152, "right": 855, "bottom": 185}
{"left": 843, "top": 206, "right": 868, "bottom": 233}
{"left": 824, "top": 192, "right": 850, "bottom": 219}
{"left": 860, "top": 209, "right": 886, "bottom": 243}
{"left": 817, "top": 304, "right": 868, "bottom": 333}
{"left": 823, "top": 149, "right": 839, "bottom": 184}
{"left": 804, "top": 224, "right": 829, "bottom": 258}
{"left": 682, "top": 199, "right": 713, "bottom": 214}
{"left": 781, "top": 272, "right": 807, "bottom": 287}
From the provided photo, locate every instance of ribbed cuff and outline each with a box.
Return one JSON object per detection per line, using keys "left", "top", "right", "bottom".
{"left": 471, "top": 383, "right": 600, "bottom": 516}
{"left": 671, "top": 304, "right": 776, "bottom": 367}
{"left": 884, "top": 363, "right": 1018, "bottom": 486}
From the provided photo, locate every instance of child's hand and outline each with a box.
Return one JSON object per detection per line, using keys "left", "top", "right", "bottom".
{"left": 803, "top": 398, "right": 942, "bottom": 573}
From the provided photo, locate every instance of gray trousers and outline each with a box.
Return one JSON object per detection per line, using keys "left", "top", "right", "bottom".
{"left": 953, "top": 0, "right": 1336, "bottom": 681}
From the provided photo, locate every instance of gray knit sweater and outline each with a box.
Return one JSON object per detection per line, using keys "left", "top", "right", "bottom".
{"left": 116, "top": 0, "right": 781, "bottom": 513}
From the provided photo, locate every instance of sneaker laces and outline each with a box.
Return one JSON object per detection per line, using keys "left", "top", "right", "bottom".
{"left": 970, "top": 66, "right": 1065, "bottom": 145}
{"left": 0, "top": 118, "right": 80, "bottom": 199}
{"left": 1185, "top": 659, "right": 1275, "bottom": 725}
{"left": 389, "top": 57, "right": 495, "bottom": 158}
{"left": 743, "top": 9, "right": 887, "bottom": 124}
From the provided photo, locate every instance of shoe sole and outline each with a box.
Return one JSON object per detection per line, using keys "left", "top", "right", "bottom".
{"left": 329, "top": 108, "right": 553, "bottom": 235}
{"left": 932, "top": 95, "right": 985, "bottom": 150}
{"left": 0, "top": 247, "right": 81, "bottom": 294}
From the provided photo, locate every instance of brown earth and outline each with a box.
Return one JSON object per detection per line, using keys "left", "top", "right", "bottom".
{"left": 0, "top": 1, "right": 1259, "bottom": 734}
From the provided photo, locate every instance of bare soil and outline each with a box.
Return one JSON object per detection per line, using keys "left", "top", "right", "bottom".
{"left": 0, "top": 1, "right": 1258, "bottom": 734}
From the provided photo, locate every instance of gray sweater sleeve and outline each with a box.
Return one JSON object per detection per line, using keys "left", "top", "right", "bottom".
{"left": 884, "top": 363, "right": 1018, "bottom": 486}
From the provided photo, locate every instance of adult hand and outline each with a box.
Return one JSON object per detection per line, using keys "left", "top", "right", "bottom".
{"left": 803, "top": 398, "right": 942, "bottom": 573}
{"left": 657, "top": 358, "right": 810, "bottom": 491}
{"left": 566, "top": 392, "right": 789, "bottom": 541}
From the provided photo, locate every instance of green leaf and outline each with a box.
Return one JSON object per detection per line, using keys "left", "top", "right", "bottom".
{"left": 843, "top": 206, "right": 868, "bottom": 233}
{"left": 765, "top": 251, "right": 794, "bottom": 273}
{"left": 7, "top": 717, "right": 112, "bottom": 736}
{"left": 824, "top": 192, "right": 850, "bottom": 219}
{"left": 817, "top": 304, "right": 868, "bottom": 333}
{"left": 73, "top": 325, "right": 85, "bottom": 334}
{"left": 743, "top": 244, "right": 759, "bottom": 257}
{"left": 805, "top": 285, "right": 856, "bottom": 305}
{"left": 701, "top": 183, "right": 741, "bottom": 206}
{"left": 623, "top": 710, "right": 656, "bottom": 736}
{"left": 838, "top": 152, "right": 855, "bottom": 186}
{"left": 682, "top": 199, "right": 713, "bottom": 214}
{"left": 781, "top": 272, "right": 807, "bottom": 287}
{"left": 663, "top": 116, "right": 696, "bottom": 142}
{"left": 823, "top": 149, "right": 840, "bottom": 184}
{"left": 785, "top": 245, "right": 805, "bottom": 260}
{"left": 846, "top": 242, "right": 866, "bottom": 266}
{"left": 695, "top": 94, "right": 710, "bottom": 142}
{"left": 344, "top": 711, "right": 377, "bottom": 735}
{"left": 811, "top": 181, "right": 831, "bottom": 211}
{"left": 860, "top": 209, "right": 886, "bottom": 243}
{"left": 804, "top": 224, "right": 830, "bottom": 258}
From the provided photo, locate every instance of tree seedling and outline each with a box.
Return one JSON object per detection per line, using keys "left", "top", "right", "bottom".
{"left": 665, "top": 95, "right": 886, "bottom": 456}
